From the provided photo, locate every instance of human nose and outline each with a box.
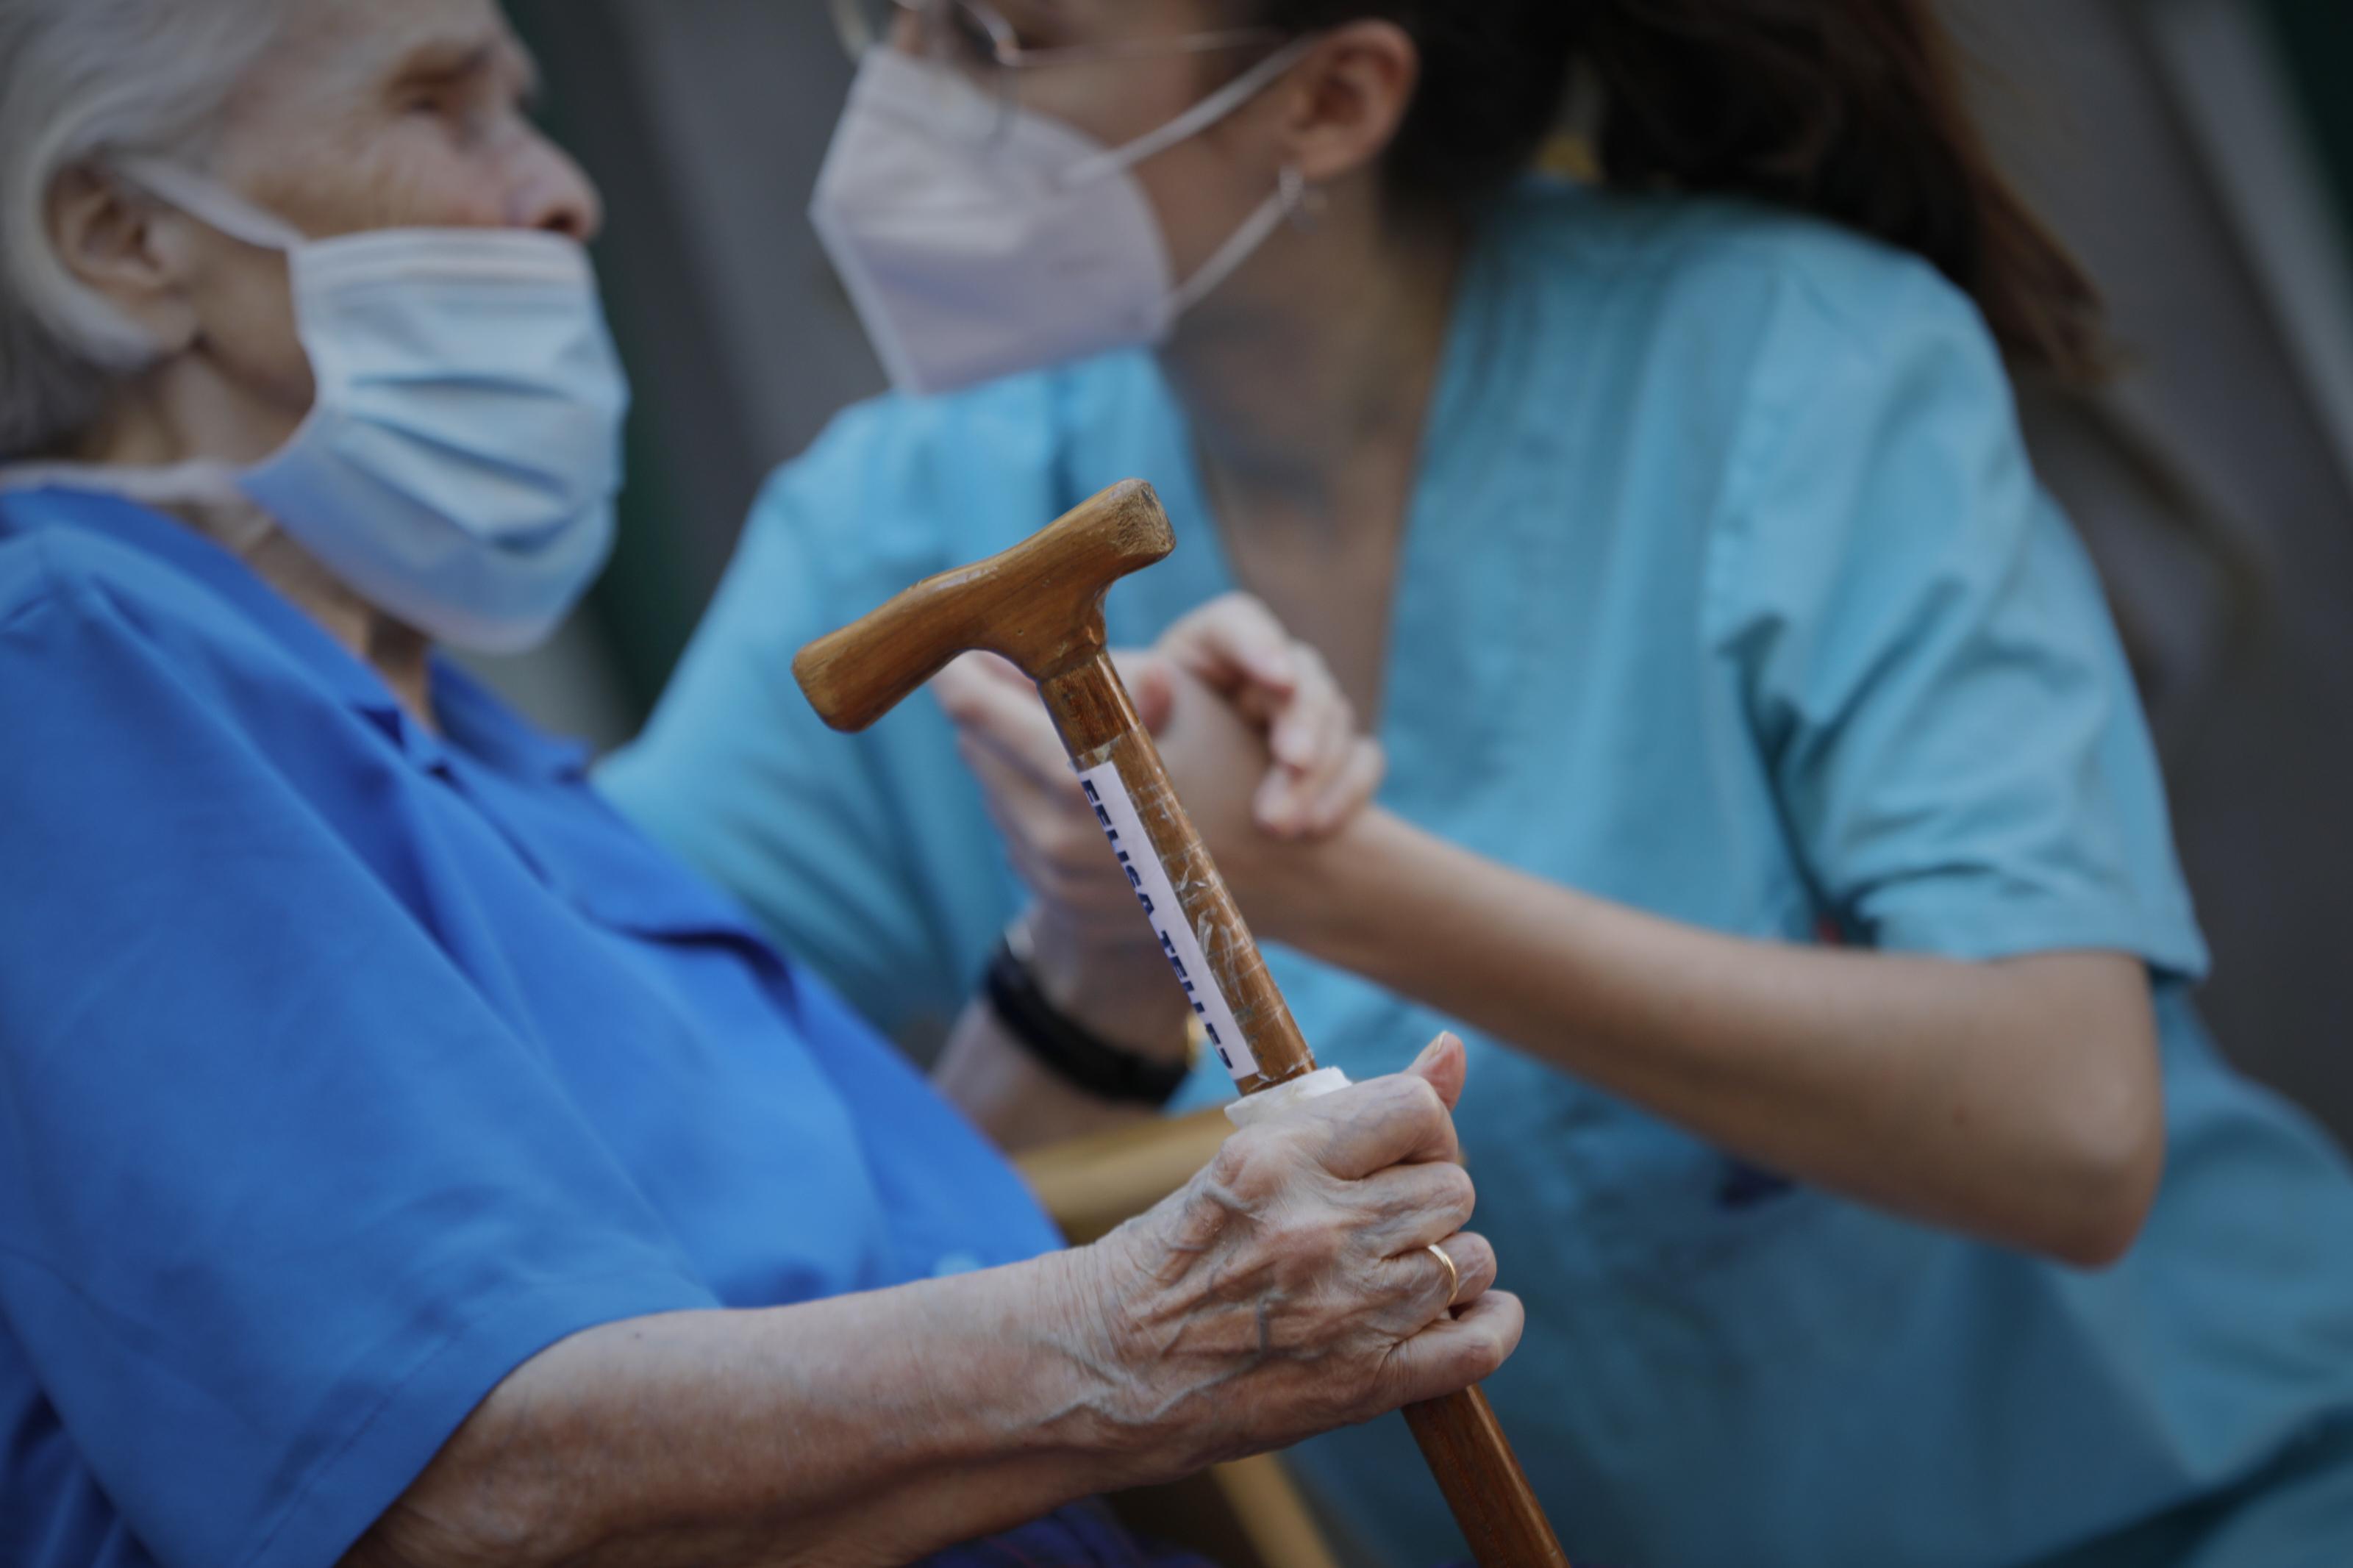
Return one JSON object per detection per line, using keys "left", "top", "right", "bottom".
{"left": 507, "top": 132, "right": 603, "bottom": 242}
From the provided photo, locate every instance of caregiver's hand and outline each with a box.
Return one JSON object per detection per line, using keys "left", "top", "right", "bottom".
{"left": 349, "top": 1037, "right": 1518, "bottom": 1568}
{"left": 934, "top": 595, "right": 1380, "bottom": 1043}
{"left": 1154, "top": 593, "right": 1388, "bottom": 840}
{"left": 1070, "top": 1034, "right": 1517, "bottom": 1475}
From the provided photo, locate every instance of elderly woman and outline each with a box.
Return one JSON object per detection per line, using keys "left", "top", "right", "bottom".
{"left": 0, "top": 4, "right": 1521, "bottom": 1567}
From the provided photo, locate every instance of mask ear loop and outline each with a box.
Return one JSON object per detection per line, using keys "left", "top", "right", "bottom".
{"left": 1060, "top": 35, "right": 1322, "bottom": 188}
{"left": 5, "top": 160, "right": 313, "bottom": 553}
{"left": 113, "top": 157, "right": 308, "bottom": 254}
{"left": 1165, "top": 162, "right": 1314, "bottom": 319}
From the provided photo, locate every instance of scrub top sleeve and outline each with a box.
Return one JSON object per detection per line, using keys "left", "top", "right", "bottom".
{"left": 1703, "top": 262, "right": 2205, "bottom": 974}
{"left": 601, "top": 447, "right": 956, "bottom": 1037}
{"left": 0, "top": 584, "right": 717, "bottom": 1568}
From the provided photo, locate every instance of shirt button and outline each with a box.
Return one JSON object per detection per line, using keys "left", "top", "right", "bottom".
{"left": 932, "top": 1251, "right": 984, "bottom": 1278}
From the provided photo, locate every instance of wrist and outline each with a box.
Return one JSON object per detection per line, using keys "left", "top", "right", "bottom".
{"left": 1253, "top": 804, "right": 1397, "bottom": 956}
{"left": 1024, "top": 919, "right": 1195, "bottom": 1061}
{"left": 985, "top": 928, "right": 1196, "bottom": 1108}
{"left": 871, "top": 1250, "right": 1157, "bottom": 1502}
{"left": 1034, "top": 1241, "right": 1164, "bottom": 1483}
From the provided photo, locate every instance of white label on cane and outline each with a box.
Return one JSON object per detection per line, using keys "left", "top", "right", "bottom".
{"left": 1075, "top": 760, "right": 1259, "bottom": 1083}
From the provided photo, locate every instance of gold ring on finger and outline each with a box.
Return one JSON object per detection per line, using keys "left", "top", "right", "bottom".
{"left": 1427, "top": 1242, "right": 1460, "bottom": 1306}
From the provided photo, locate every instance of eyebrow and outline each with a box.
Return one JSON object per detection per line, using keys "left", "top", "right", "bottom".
{"left": 388, "top": 32, "right": 542, "bottom": 104}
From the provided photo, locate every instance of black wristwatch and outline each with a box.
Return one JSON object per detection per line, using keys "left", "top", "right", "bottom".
{"left": 982, "top": 928, "right": 1196, "bottom": 1108}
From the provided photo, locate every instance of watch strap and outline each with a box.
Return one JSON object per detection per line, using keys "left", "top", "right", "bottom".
{"left": 983, "top": 937, "right": 1193, "bottom": 1108}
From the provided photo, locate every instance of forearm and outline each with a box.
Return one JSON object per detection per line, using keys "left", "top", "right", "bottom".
{"left": 934, "top": 998, "right": 1154, "bottom": 1153}
{"left": 349, "top": 1255, "right": 1138, "bottom": 1568}
{"left": 1283, "top": 809, "right": 2162, "bottom": 1263}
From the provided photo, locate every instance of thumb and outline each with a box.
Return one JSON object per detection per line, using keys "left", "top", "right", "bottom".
{"left": 1406, "top": 1032, "right": 1468, "bottom": 1113}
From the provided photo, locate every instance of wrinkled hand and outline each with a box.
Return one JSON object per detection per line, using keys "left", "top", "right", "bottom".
{"left": 932, "top": 595, "right": 1382, "bottom": 1047}
{"left": 1063, "top": 1035, "right": 1521, "bottom": 1481}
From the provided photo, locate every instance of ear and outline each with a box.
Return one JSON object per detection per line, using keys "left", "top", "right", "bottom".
{"left": 1273, "top": 21, "right": 1420, "bottom": 189}
{"left": 45, "top": 165, "right": 201, "bottom": 353}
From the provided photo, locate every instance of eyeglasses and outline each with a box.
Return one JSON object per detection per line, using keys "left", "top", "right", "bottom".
{"left": 827, "top": 0, "right": 1285, "bottom": 142}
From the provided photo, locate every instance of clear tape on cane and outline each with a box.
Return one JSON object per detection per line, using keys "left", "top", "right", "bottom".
{"left": 1075, "top": 759, "right": 1260, "bottom": 1084}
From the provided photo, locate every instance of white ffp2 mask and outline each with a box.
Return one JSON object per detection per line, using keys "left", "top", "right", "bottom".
{"left": 3, "top": 162, "right": 631, "bottom": 654}
{"left": 810, "top": 42, "right": 1315, "bottom": 397}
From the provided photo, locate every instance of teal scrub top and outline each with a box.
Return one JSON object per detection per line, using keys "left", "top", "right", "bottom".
{"left": 604, "top": 184, "right": 2353, "bottom": 1567}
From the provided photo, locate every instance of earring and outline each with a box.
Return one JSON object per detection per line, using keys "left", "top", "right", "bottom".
{"left": 1280, "top": 165, "right": 1328, "bottom": 232}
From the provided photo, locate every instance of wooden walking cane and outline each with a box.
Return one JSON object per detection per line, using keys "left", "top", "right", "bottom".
{"left": 793, "top": 479, "right": 1571, "bottom": 1568}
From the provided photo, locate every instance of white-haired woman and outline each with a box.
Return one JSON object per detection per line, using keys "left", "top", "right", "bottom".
{"left": 0, "top": 4, "right": 1518, "bottom": 1567}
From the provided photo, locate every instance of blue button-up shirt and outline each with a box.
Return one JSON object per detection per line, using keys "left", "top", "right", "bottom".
{"left": 0, "top": 487, "right": 1063, "bottom": 1568}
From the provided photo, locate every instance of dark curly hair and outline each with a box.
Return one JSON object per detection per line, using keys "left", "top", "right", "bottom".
{"left": 1238, "top": 0, "right": 2105, "bottom": 382}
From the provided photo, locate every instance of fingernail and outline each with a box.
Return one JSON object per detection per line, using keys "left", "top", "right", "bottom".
{"left": 1415, "top": 1034, "right": 1451, "bottom": 1068}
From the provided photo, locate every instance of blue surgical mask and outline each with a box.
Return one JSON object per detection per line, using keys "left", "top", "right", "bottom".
{"left": 4, "top": 162, "right": 631, "bottom": 654}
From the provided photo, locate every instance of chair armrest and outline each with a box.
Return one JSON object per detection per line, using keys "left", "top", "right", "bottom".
{"left": 1015, "top": 1107, "right": 1233, "bottom": 1244}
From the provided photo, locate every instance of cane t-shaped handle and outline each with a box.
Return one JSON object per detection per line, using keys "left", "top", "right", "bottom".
{"left": 796, "top": 482, "right": 1571, "bottom": 1568}
{"left": 795, "top": 479, "right": 1176, "bottom": 730}
{"left": 797, "top": 480, "right": 1314, "bottom": 1092}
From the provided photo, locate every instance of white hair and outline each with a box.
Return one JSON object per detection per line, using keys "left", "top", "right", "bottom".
{"left": 0, "top": 0, "right": 289, "bottom": 458}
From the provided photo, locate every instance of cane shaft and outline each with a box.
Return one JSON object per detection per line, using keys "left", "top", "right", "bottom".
{"left": 1038, "top": 658, "right": 1315, "bottom": 1092}
{"left": 794, "top": 479, "right": 1568, "bottom": 1567}
{"left": 1038, "top": 656, "right": 1570, "bottom": 1568}
{"left": 1405, "top": 1389, "right": 1572, "bottom": 1568}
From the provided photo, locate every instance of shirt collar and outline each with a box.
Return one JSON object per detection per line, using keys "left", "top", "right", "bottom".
{"left": 432, "top": 660, "right": 594, "bottom": 783}
{"left": 0, "top": 484, "right": 587, "bottom": 782}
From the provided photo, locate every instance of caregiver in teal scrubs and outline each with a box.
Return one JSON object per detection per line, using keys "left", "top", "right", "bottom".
{"left": 604, "top": 1, "right": 2353, "bottom": 1563}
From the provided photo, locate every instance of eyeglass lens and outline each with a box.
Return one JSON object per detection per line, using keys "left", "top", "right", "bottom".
{"left": 833, "top": 0, "right": 1015, "bottom": 140}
